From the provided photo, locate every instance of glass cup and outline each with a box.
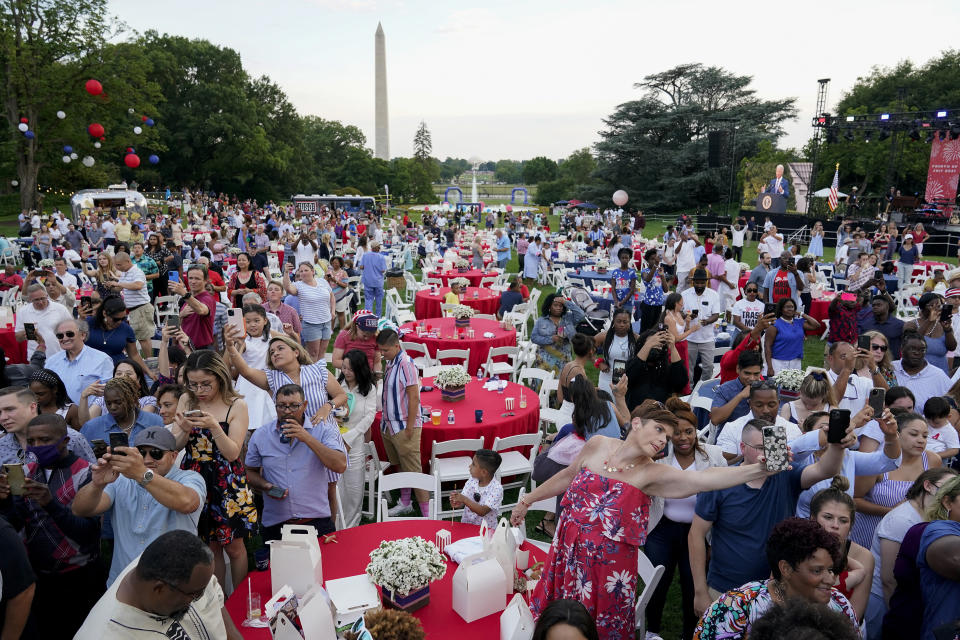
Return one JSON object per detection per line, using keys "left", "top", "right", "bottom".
{"left": 431, "top": 411, "right": 442, "bottom": 426}
{"left": 247, "top": 593, "right": 261, "bottom": 622}
{"left": 505, "top": 397, "right": 515, "bottom": 410}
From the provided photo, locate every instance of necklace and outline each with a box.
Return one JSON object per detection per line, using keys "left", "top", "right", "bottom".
{"left": 769, "top": 579, "right": 786, "bottom": 603}
{"left": 602, "top": 442, "right": 639, "bottom": 474}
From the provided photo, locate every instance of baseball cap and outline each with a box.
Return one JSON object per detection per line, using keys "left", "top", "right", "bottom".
{"left": 134, "top": 427, "right": 177, "bottom": 451}
{"left": 353, "top": 311, "right": 378, "bottom": 332}
{"left": 903, "top": 234, "right": 914, "bottom": 241}
{"left": 945, "top": 288, "right": 960, "bottom": 299}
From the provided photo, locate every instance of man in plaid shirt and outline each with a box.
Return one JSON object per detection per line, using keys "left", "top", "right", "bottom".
{"left": 376, "top": 329, "right": 427, "bottom": 517}
{"left": 0, "top": 414, "right": 102, "bottom": 637}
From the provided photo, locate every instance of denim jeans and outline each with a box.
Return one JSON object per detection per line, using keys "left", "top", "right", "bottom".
{"left": 644, "top": 516, "right": 697, "bottom": 639}
{"left": 364, "top": 285, "right": 384, "bottom": 315}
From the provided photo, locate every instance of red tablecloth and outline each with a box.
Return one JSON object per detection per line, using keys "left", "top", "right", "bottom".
{"left": 414, "top": 287, "right": 501, "bottom": 319}
{"left": 225, "top": 521, "right": 545, "bottom": 639}
{"left": 371, "top": 375, "right": 539, "bottom": 470}
{"left": 0, "top": 327, "right": 26, "bottom": 364}
{"left": 910, "top": 261, "right": 951, "bottom": 277}
{"left": 427, "top": 270, "right": 496, "bottom": 287}
{"left": 807, "top": 294, "right": 834, "bottom": 336}
{"left": 400, "top": 318, "right": 516, "bottom": 375}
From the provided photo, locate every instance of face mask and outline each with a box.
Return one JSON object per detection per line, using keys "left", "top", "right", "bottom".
{"left": 27, "top": 437, "right": 65, "bottom": 467}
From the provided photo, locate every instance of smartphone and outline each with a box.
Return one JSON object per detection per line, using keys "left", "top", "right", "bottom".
{"left": 868, "top": 388, "right": 886, "bottom": 418}
{"left": 690, "top": 309, "right": 699, "bottom": 319}
{"left": 23, "top": 323, "right": 37, "bottom": 341}
{"left": 91, "top": 439, "right": 108, "bottom": 459}
{"left": 828, "top": 409, "right": 851, "bottom": 445}
{"left": 80, "top": 295, "right": 91, "bottom": 306}
{"left": 764, "top": 302, "right": 777, "bottom": 316}
{"left": 857, "top": 335, "right": 872, "bottom": 351}
{"left": 168, "top": 271, "right": 180, "bottom": 283}
{"left": 227, "top": 307, "right": 244, "bottom": 330}
{"left": 184, "top": 410, "right": 204, "bottom": 417}
{"left": 941, "top": 304, "right": 953, "bottom": 323}
{"left": 109, "top": 432, "right": 129, "bottom": 455}
{"left": 761, "top": 425, "right": 790, "bottom": 472}
{"left": 656, "top": 322, "right": 666, "bottom": 333}
{"left": 3, "top": 463, "right": 25, "bottom": 496}
{"left": 165, "top": 315, "right": 181, "bottom": 329}
{"left": 267, "top": 485, "right": 286, "bottom": 499}
{"left": 611, "top": 359, "right": 627, "bottom": 385}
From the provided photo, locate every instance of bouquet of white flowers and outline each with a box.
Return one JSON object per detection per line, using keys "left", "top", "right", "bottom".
{"left": 455, "top": 258, "right": 470, "bottom": 269}
{"left": 366, "top": 537, "right": 447, "bottom": 596}
{"left": 434, "top": 365, "right": 471, "bottom": 389}
{"left": 773, "top": 368, "right": 805, "bottom": 392}
{"left": 228, "top": 247, "right": 241, "bottom": 255}
{"left": 449, "top": 304, "right": 475, "bottom": 319}
{"left": 38, "top": 258, "right": 55, "bottom": 268}
{"left": 450, "top": 277, "right": 471, "bottom": 289}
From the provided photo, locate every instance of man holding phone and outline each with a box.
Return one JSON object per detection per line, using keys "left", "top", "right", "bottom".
{"left": 680, "top": 268, "right": 721, "bottom": 382}
{"left": 825, "top": 342, "right": 883, "bottom": 414}
{"left": 14, "top": 283, "right": 73, "bottom": 359}
{"left": 245, "top": 384, "right": 347, "bottom": 540}
{"left": 71, "top": 426, "right": 206, "bottom": 586}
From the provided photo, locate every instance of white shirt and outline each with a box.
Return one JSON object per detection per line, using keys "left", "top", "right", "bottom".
{"left": 927, "top": 424, "right": 960, "bottom": 454}
{"left": 763, "top": 220, "right": 773, "bottom": 232}
{"left": 57, "top": 270, "right": 78, "bottom": 291}
{"left": 118, "top": 264, "right": 151, "bottom": 308}
{"left": 893, "top": 360, "right": 951, "bottom": 415}
{"left": 723, "top": 258, "right": 740, "bottom": 294}
{"left": 15, "top": 300, "right": 73, "bottom": 358}
{"left": 763, "top": 234, "right": 784, "bottom": 258}
{"left": 680, "top": 287, "right": 721, "bottom": 343}
{"left": 826, "top": 369, "right": 872, "bottom": 414}
{"left": 62, "top": 249, "right": 82, "bottom": 265}
{"left": 732, "top": 228, "right": 746, "bottom": 247}
{"left": 294, "top": 239, "right": 317, "bottom": 266}
{"left": 732, "top": 298, "right": 765, "bottom": 330}
{"left": 676, "top": 239, "right": 696, "bottom": 271}
{"left": 716, "top": 411, "right": 803, "bottom": 455}
{"left": 101, "top": 220, "right": 115, "bottom": 239}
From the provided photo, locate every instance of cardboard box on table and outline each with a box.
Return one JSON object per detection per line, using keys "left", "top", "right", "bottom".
{"left": 269, "top": 525, "right": 323, "bottom": 598}
{"left": 324, "top": 574, "right": 382, "bottom": 635}
{"left": 500, "top": 593, "right": 535, "bottom": 640}
{"left": 452, "top": 552, "right": 509, "bottom": 623}
{"left": 482, "top": 519, "right": 518, "bottom": 595}
{"left": 267, "top": 585, "right": 336, "bottom": 640}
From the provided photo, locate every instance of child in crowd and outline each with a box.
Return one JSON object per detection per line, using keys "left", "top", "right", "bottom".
{"left": 923, "top": 396, "right": 960, "bottom": 460}
{"left": 610, "top": 247, "right": 637, "bottom": 315}
{"left": 450, "top": 449, "right": 504, "bottom": 529}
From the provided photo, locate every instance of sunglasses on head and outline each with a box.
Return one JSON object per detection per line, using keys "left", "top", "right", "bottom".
{"left": 55, "top": 331, "right": 76, "bottom": 339}
{"left": 137, "top": 446, "right": 165, "bottom": 460}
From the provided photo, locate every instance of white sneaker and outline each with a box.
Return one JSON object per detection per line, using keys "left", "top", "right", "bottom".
{"left": 644, "top": 633, "right": 664, "bottom": 640}
{"left": 387, "top": 502, "right": 414, "bottom": 517}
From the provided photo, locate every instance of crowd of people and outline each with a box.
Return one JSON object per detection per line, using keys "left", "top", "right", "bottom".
{"left": 0, "top": 196, "right": 958, "bottom": 640}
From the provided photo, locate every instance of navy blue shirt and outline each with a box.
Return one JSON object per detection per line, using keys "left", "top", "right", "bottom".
{"left": 695, "top": 463, "right": 806, "bottom": 592}
{"left": 899, "top": 245, "right": 919, "bottom": 265}
{"left": 711, "top": 379, "right": 751, "bottom": 424}
{"left": 858, "top": 313, "right": 905, "bottom": 359}
{"left": 85, "top": 318, "right": 136, "bottom": 363}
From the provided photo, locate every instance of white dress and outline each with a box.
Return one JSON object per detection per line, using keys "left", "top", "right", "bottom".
{"left": 235, "top": 334, "right": 277, "bottom": 430}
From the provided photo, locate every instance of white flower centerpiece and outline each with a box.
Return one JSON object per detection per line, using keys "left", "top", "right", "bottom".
{"left": 773, "top": 368, "right": 805, "bottom": 400}
{"left": 227, "top": 247, "right": 241, "bottom": 255}
{"left": 435, "top": 365, "right": 471, "bottom": 402}
{"left": 450, "top": 276, "right": 471, "bottom": 290}
{"left": 366, "top": 536, "right": 447, "bottom": 612}
{"left": 596, "top": 259, "right": 610, "bottom": 274}
{"left": 455, "top": 258, "right": 471, "bottom": 272}
{"left": 450, "top": 303, "right": 475, "bottom": 329}
{"left": 38, "top": 258, "right": 55, "bottom": 269}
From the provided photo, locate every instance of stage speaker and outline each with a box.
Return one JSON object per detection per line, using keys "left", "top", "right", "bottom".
{"left": 708, "top": 131, "right": 726, "bottom": 168}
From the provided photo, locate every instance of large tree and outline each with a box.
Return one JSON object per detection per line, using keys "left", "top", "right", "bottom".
{"left": 588, "top": 63, "right": 797, "bottom": 212}
{"left": 523, "top": 156, "right": 558, "bottom": 184}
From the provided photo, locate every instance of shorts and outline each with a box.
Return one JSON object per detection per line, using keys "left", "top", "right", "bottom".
{"left": 301, "top": 320, "right": 332, "bottom": 342}
{"left": 335, "top": 295, "right": 350, "bottom": 313}
{"left": 127, "top": 303, "right": 156, "bottom": 341}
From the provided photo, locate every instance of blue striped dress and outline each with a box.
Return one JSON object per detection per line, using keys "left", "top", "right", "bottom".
{"left": 850, "top": 451, "right": 928, "bottom": 547}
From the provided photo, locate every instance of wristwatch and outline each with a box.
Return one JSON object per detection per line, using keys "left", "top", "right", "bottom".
{"left": 182, "top": 291, "right": 193, "bottom": 300}
{"left": 139, "top": 469, "right": 155, "bottom": 487}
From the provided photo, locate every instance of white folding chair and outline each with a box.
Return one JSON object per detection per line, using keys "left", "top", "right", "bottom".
{"left": 537, "top": 378, "right": 568, "bottom": 437}
{"left": 377, "top": 471, "right": 440, "bottom": 521}
{"left": 516, "top": 366, "right": 555, "bottom": 393}
{"left": 424, "top": 276, "right": 443, "bottom": 288}
{"left": 482, "top": 346, "right": 520, "bottom": 381}
{"left": 421, "top": 364, "right": 441, "bottom": 378}
{"left": 334, "top": 483, "right": 346, "bottom": 530}
{"left": 479, "top": 275, "right": 497, "bottom": 288}
{"left": 430, "top": 437, "right": 485, "bottom": 517}
{"left": 472, "top": 313, "right": 497, "bottom": 321}
{"left": 516, "top": 487, "right": 555, "bottom": 553}
{"left": 435, "top": 348, "right": 470, "bottom": 369}
{"left": 361, "top": 442, "right": 390, "bottom": 520}
{"left": 634, "top": 549, "right": 666, "bottom": 638}
{"left": 402, "top": 272, "right": 423, "bottom": 302}
{"left": 401, "top": 341, "right": 433, "bottom": 372}
{"left": 492, "top": 433, "right": 542, "bottom": 501}
{"left": 440, "top": 303, "right": 458, "bottom": 317}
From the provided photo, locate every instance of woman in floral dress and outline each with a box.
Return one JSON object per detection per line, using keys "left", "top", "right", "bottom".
{"left": 172, "top": 350, "right": 256, "bottom": 592}
{"left": 512, "top": 400, "right": 783, "bottom": 640}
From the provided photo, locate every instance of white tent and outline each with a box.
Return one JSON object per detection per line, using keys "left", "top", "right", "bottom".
{"left": 812, "top": 187, "right": 848, "bottom": 198}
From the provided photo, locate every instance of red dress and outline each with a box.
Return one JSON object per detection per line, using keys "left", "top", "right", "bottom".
{"left": 530, "top": 468, "right": 650, "bottom": 640}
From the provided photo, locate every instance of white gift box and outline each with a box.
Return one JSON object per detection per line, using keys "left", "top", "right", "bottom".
{"left": 435, "top": 529, "right": 452, "bottom": 554}
{"left": 483, "top": 519, "right": 518, "bottom": 595}
{"left": 500, "top": 593, "right": 535, "bottom": 640}
{"left": 269, "top": 524, "right": 323, "bottom": 597}
{"left": 324, "top": 574, "right": 381, "bottom": 635}
{"left": 451, "top": 552, "right": 508, "bottom": 623}
{"left": 267, "top": 584, "right": 337, "bottom": 640}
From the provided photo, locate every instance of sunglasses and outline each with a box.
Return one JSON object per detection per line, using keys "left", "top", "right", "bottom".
{"left": 745, "top": 288, "right": 758, "bottom": 293}
{"left": 110, "top": 315, "right": 127, "bottom": 322}
{"left": 55, "top": 331, "right": 76, "bottom": 339}
{"left": 871, "top": 344, "right": 888, "bottom": 352}
{"left": 137, "top": 446, "right": 165, "bottom": 460}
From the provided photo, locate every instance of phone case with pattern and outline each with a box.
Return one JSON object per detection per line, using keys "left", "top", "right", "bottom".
{"left": 762, "top": 425, "right": 790, "bottom": 472}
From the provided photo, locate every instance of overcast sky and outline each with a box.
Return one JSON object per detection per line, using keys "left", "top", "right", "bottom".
{"left": 108, "top": 0, "right": 958, "bottom": 162}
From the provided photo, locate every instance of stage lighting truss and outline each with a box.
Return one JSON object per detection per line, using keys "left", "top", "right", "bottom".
{"left": 813, "top": 109, "right": 960, "bottom": 143}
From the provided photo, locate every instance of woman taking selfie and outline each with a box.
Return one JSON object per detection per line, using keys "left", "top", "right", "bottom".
{"left": 172, "top": 350, "right": 256, "bottom": 592}
{"left": 594, "top": 309, "right": 638, "bottom": 399}
{"left": 623, "top": 326, "right": 688, "bottom": 409}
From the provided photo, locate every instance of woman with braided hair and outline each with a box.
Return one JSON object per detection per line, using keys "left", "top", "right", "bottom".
{"left": 29, "top": 368, "right": 81, "bottom": 429}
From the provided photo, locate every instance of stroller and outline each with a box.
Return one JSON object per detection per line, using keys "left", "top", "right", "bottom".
{"left": 565, "top": 285, "right": 610, "bottom": 336}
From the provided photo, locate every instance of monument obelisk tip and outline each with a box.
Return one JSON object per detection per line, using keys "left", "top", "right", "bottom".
{"left": 374, "top": 22, "right": 389, "bottom": 160}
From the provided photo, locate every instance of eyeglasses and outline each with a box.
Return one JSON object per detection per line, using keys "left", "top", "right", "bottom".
{"left": 162, "top": 580, "right": 205, "bottom": 602}
{"left": 871, "top": 344, "right": 888, "bottom": 352}
{"left": 110, "top": 315, "right": 127, "bottom": 323}
{"left": 30, "top": 297, "right": 48, "bottom": 304}
{"left": 137, "top": 446, "right": 165, "bottom": 460}
{"left": 743, "top": 441, "right": 764, "bottom": 451}
{"left": 55, "top": 331, "right": 76, "bottom": 340}
{"left": 186, "top": 381, "right": 214, "bottom": 392}
{"left": 275, "top": 403, "right": 304, "bottom": 412}
{"left": 744, "top": 288, "right": 758, "bottom": 293}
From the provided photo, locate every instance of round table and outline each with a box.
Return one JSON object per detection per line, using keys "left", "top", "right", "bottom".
{"left": 569, "top": 269, "right": 613, "bottom": 287}
{"left": 427, "top": 270, "right": 496, "bottom": 287}
{"left": 0, "top": 325, "right": 26, "bottom": 364}
{"left": 400, "top": 318, "right": 516, "bottom": 375}
{"left": 372, "top": 375, "right": 539, "bottom": 470}
{"left": 225, "top": 521, "right": 545, "bottom": 639}
{"left": 807, "top": 292, "right": 835, "bottom": 336}
{"left": 414, "top": 287, "right": 500, "bottom": 319}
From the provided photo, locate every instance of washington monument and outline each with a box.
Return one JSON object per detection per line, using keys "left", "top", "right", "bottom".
{"left": 375, "top": 22, "right": 389, "bottom": 161}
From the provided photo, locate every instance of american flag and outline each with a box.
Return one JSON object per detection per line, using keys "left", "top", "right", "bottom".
{"left": 827, "top": 164, "right": 840, "bottom": 212}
